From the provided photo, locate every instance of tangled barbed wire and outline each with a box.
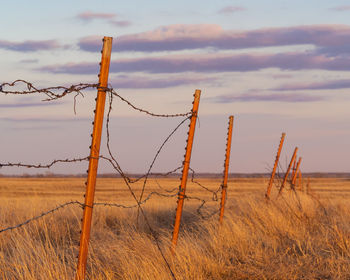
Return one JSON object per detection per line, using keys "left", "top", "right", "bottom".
{"left": 0, "top": 79, "right": 223, "bottom": 279}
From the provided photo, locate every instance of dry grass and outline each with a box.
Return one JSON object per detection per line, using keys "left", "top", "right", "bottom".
{"left": 0, "top": 177, "right": 350, "bottom": 279}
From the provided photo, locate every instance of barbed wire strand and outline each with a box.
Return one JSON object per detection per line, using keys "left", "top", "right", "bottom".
{"left": 103, "top": 90, "right": 178, "bottom": 280}
{"left": 0, "top": 79, "right": 231, "bottom": 279}
{"left": 0, "top": 80, "right": 97, "bottom": 101}
{"left": 0, "top": 157, "right": 89, "bottom": 169}
{"left": 0, "top": 201, "right": 84, "bottom": 233}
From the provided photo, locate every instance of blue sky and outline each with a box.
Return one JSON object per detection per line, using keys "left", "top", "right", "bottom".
{"left": 2, "top": 0, "right": 350, "bottom": 175}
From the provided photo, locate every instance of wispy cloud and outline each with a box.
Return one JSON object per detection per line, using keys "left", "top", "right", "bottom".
{"left": 76, "top": 11, "right": 117, "bottom": 21}
{"left": 273, "top": 79, "right": 350, "bottom": 91}
{"left": 212, "top": 93, "right": 325, "bottom": 103}
{"left": 330, "top": 6, "right": 350, "bottom": 11}
{"left": 78, "top": 24, "right": 350, "bottom": 54}
{"left": 110, "top": 74, "right": 217, "bottom": 88}
{"left": 109, "top": 20, "right": 132, "bottom": 27}
{"left": 38, "top": 62, "right": 98, "bottom": 74}
{"left": 1, "top": 116, "right": 89, "bottom": 123}
{"left": 75, "top": 11, "right": 131, "bottom": 27}
{"left": 0, "top": 39, "right": 60, "bottom": 52}
{"left": 20, "top": 59, "right": 39, "bottom": 64}
{"left": 0, "top": 102, "right": 65, "bottom": 108}
{"left": 218, "top": 6, "right": 246, "bottom": 15}
{"left": 37, "top": 52, "right": 350, "bottom": 75}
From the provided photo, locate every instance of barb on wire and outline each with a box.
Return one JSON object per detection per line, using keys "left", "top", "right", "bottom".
{"left": 0, "top": 156, "right": 90, "bottom": 169}
{"left": 0, "top": 201, "right": 84, "bottom": 234}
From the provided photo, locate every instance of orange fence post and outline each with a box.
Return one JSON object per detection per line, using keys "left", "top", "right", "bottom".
{"left": 291, "top": 158, "right": 297, "bottom": 180}
{"left": 291, "top": 157, "right": 302, "bottom": 189}
{"left": 278, "top": 147, "right": 298, "bottom": 197}
{"left": 265, "top": 133, "right": 285, "bottom": 200}
{"left": 219, "top": 116, "right": 234, "bottom": 223}
{"left": 75, "top": 37, "right": 113, "bottom": 280}
{"left": 171, "top": 90, "right": 201, "bottom": 253}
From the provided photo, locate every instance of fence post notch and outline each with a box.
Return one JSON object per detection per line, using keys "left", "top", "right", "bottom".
{"left": 171, "top": 89, "right": 201, "bottom": 253}
{"left": 75, "top": 36, "right": 113, "bottom": 280}
{"left": 219, "top": 116, "right": 234, "bottom": 223}
{"left": 265, "top": 133, "right": 285, "bottom": 200}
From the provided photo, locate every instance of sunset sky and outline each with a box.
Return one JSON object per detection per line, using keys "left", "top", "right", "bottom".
{"left": 1, "top": 0, "right": 350, "bottom": 175}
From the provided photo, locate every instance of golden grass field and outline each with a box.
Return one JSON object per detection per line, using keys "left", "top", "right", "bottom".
{"left": 0, "top": 176, "right": 350, "bottom": 279}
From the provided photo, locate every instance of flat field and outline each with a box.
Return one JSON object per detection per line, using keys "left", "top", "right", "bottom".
{"left": 0, "top": 177, "right": 350, "bottom": 279}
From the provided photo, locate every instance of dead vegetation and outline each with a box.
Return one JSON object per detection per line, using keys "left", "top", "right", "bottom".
{"left": 0, "top": 177, "right": 350, "bottom": 279}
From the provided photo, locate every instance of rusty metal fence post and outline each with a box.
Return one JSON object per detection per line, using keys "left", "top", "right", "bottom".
{"left": 219, "top": 115, "right": 234, "bottom": 223}
{"left": 291, "top": 157, "right": 302, "bottom": 189}
{"left": 171, "top": 89, "right": 201, "bottom": 253}
{"left": 278, "top": 147, "right": 298, "bottom": 197}
{"left": 265, "top": 133, "right": 285, "bottom": 200}
{"left": 291, "top": 157, "right": 297, "bottom": 179}
{"left": 75, "top": 37, "right": 113, "bottom": 280}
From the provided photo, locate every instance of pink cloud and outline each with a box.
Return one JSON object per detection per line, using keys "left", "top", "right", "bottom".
{"left": 213, "top": 93, "right": 325, "bottom": 103}
{"left": 109, "top": 74, "right": 217, "bottom": 88}
{"left": 218, "top": 6, "right": 246, "bottom": 14}
{"left": 0, "top": 39, "right": 60, "bottom": 52}
{"left": 37, "top": 52, "right": 350, "bottom": 75}
{"left": 273, "top": 79, "right": 350, "bottom": 91}
{"left": 76, "top": 11, "right": 131, "bottom": 27}
{"left": 330, "top": 6, "right": 350, "bottom": 11}
{"left": 76, "top": 11, "right": 117, "bottom": 21}
{"left": 109, "top": 20, "right": 132, "bottom": 27}
{"left": 78, "top": 24, "right": 350, "bottom": 54}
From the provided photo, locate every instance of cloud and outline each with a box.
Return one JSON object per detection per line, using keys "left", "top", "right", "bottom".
{"left": 110, "top": 74, "right": 217, "bottom": 88}
{"left": 273, "top": 79, "right": 350, "bottom": 91}
{"left": 75, "top": 11, "right": 131, "bottom": 27}
{"left": 78, "top": 24, "right": 350, "bottom": 53}
{"left": 218, "top": 6, "right": 246, "bottom": 14}
{"left": 330, "top": 6, "right": 350, "bottom": 11}
{"left": 76, "top": 11, "right": 117, "bottom": 21}
{"left": 39, "top": 62, "right": 98, "bottom": 74}
{"left": 0, "top": 39, "right": 60, "bottom": 52}
{"left": 109, "top": 20, "right": 132, "bottom": 27}
{"left": 20, "top": 59, "right": 39, "bottom": 64}
{"left": 0, "top": 102, "right": 65, "bottom": 108}
{"left": 213, "top": 93, "right": 325, "bottom": 103}
{"left": 1, "top": 116, "right": 88, "bottom": 123}
{"left": 37, "top": 52, "right": 350, "bottom": 75}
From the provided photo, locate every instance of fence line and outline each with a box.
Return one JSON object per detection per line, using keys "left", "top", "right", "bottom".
{"left": 0, "top": 72, "right": 322, "bottom": 278}
{"left": 0, "top": 77, "right": 223, "bottom": 280}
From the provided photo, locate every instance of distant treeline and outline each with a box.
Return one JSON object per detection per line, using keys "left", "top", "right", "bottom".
{"left": 0, "top": 172, "right": 350, "bottom": 178}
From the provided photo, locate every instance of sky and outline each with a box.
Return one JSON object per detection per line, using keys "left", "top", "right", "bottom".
{"left": 1, "top": 0, "right": 350, "bottom": 175}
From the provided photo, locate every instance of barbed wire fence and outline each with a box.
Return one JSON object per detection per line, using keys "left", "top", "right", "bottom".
{"left": 0, "top": 80, "right": 224, "bottom": 278}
